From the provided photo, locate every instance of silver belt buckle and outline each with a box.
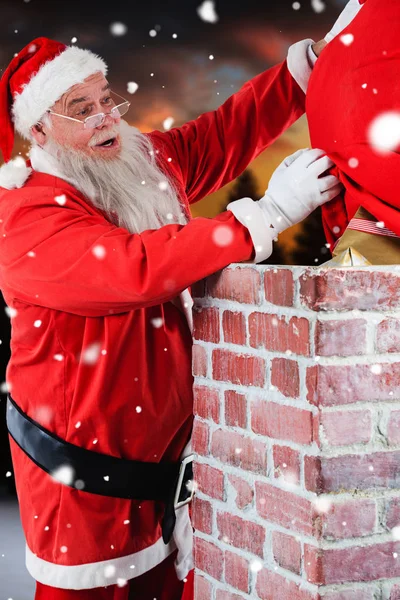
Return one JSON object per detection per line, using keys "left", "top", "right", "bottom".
{"left": 173, "top": 454, "right": 195, "bottom": 509}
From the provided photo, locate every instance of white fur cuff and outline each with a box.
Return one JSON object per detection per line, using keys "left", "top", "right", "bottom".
{"left": 227, "top": 197, "right": 273, "bottom": 263}
{"left": 287, "top": 38, "right": 315, "bottom": 94}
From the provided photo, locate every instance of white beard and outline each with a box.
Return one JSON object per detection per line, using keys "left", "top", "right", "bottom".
{"left": 41, "top": 119, "right": 189, "bottom": 233}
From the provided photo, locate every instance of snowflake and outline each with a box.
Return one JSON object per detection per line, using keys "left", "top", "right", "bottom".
{"left": 212, "top": 225, "right": 234, "bottom": 247}
{"left": 81, "top": 342, "right": 101, "bottom": 365}
{"left": 311, "top": 0, "right": 325, "bottom": 13}
{"left": 51, "top": 465, "right": 75, "bottom": 486}
{"left": 92, "top": 245, "right": 106, "bottom": 259}
{"left": 340, "top": 34, "right": 354, "bottom": 46}
{"left": 163, "top": 117, "right": 174, "bottom": 131}
{"left": 250, "top": 559, "right": 263, "bottom": 573}
{"left": 368, "top": 112, "right": 400, "bottom": 154}
{"left": 104, "top": 564, "right": 116, "bottom": 577}
{"left": 348, "top": 157, "right": 359, "bottom": 168}
{"left": 127, "top": 82, "right": 139, "bottom": 95}
{"left": 55, "top": 194, "right": 66, "bottom": 206}
{"left": 197, "top": 1, "right": 219, "bottom": 23}
{"left": 110, "top": 22, "right": 127, "bottom": 36}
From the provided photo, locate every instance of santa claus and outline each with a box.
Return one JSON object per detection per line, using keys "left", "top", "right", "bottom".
{"left": 0, "top": 3, "right": 361, "bottom": 599}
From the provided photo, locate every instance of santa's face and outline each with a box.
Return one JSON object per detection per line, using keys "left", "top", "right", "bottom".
{"left": 44, "top": 72, "right": 122, "bottom": 159}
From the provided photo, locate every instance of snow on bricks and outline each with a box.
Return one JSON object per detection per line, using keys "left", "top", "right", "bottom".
{"left": 191, "top": 265, "right": 400, "bottom": 598}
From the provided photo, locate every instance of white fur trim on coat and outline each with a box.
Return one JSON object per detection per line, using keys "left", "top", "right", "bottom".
{"left": 26, "top": 536, "right": 177, "bottom": 590}
{"left": 287, "top": 38, "right": 315, "bottom": 94}
{"left": 12, "top": 46, "right": 107, "bottom": 140}
{"left": 0, "top": 156, "right": 32, "bottom": 189}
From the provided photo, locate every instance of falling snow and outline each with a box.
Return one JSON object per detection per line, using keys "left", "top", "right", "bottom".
{"left": 368, "top": 112, "right": 400, "bottom": 154}
{"left": 212, "top": 225, "right": 234, "bottom": 247}
{"left": 311, "top": 0, "right": 325, "bottom": 13}
{"left": 197, "top": 1, "right": 219, "bottom": 23}
{"left": 163, "top": 117, "right": 174, "bottom": 131}
{"left": 127, "top": 82, "right": 139, "bottom": 94}
{"left": 110, "top": 22, "right": 128, "bottom": 36}
{"left": 340, "top": 33, "right": 354, "bottom": 46}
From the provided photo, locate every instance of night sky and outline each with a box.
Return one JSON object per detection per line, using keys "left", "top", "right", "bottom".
{"left": 0, "top": 0, "right": 347, "bottom": 257}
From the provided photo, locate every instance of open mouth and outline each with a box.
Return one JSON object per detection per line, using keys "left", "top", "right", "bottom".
{"left": 96, "top": 137, "right": 117, "bottom": 148}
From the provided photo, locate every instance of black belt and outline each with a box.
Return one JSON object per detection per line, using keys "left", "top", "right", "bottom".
{"left": 6, "top": 394, "right": 194, "bottom": 544}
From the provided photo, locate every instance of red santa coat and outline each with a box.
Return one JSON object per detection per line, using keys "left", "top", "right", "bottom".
{"left": 306, "top": 0, "right": 400, "bottom": 248}
{"left": 0, "top": 51, "right": 307, "bottom": 590}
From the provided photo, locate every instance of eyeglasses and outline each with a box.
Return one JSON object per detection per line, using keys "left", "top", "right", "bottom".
{"left": 46, "top": 90, "right": 131, "bottom": 129}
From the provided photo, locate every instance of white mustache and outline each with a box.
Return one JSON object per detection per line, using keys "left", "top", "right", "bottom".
{"left": 88, "top": 125, "right": 120, "bottom": 147}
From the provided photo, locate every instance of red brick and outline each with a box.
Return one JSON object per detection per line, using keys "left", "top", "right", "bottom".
{"left": 193, "top": 497, "right": 213, "bottom": 535}
{"left": 391, "top": 584, "right": 400, "bottom": 600}
{"left": 212, "top": 349, "right": 265, "bottom": 387}
{"left": 255, "top": 481, "right": 319, "bottom": 537}
{"left": 225, "top": 390, "right": 247, "bottom": 428}
{"left": 215, "top": 591, "right": 245, "bottom": 600}
{"left": 304, "top": 452, "right": 400, "bottom": 493}
{"left": 271, "top": 358, "right": 299, "bottom": 398}
{"left": 224, "top": 551, "right": 249, "bottom": 593}
{"left": 304, "top": 540, "right": 400, "bottom": 584}
{"left": 211, "top": 429, "right": 267, "bottom": 474}
{"left": 315, "top": 319, "right": 367, "bottom": 357}
{"left": 320, "top": 410, "right": 372, "bottom": 446}
{"left": 193, "top": 385, "right": 220, "bottom": 423}
{"left": 377, "top": 318, "right": 400, "bottom": 353}
{"left": 272, "top": 530, "right": 301, "bottom": 574}
{"left": 207, "top": 266, "right": 261, "bottom": 304}
{"left": 251, "top": 400, "right": 313, "bottom": 445}
{"left": 192, "top": 420, "right": 210, "bottom": 456}
{"left": 194, "top": 574, "right": 212, "bottom": 600}
{"left": 249, "top": 313, "right": 310, "bottom": 356}
{"left": 193, "top": 463, "right": 224, "bottom": 500}
{"left": 217, "top": 512, "right": 265, "bottom": 557}
{"left": 300, "top": 269, "right": 400, "bottom": 311}
{"left": 256, "top": 568, "right": 319, "bottom": 600}
{"left": 388, "top": 411, "right": 400, "bottom": 445}
{"left": 193, "top": 344, "right": 207, "bottom": 377}
{"left": 228, "top": 474, "right": 254, "bottom": 510}
{"left": 386, "top": 497, "right": 400, "bottom": 530}
{"left": 222, "top": 311, "right": 246, "bottom": 346}
{"left": 193, "top": 307, "right": 220, "bottom": 343}
{"left": 322, "top": 590, "right": 377, "bottom": 600}
{"left": 194, "top": 537, "right": 223, "bottom": 580}
{"left": 321, "top": 499, "right": 376, "bottom": 540}
{"left": 306, "top": 363, "right": 400, "bottom": 407}
{"left": 273, "top": 445, "right": 300, "bottom": 485}
{"left": 264, "top": 268, "right": 294, "bottom": 307}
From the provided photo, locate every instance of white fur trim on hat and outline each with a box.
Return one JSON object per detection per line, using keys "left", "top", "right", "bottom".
{"left": 12, "top": 46, "right": 108, "bottom": 140}
{"left": 0, "top": 156, "right": 32, "bottom": 189}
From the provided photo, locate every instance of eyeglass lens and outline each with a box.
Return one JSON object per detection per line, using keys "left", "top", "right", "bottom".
{"left": 84, "top": 102, "right": 130, "bottom": 130}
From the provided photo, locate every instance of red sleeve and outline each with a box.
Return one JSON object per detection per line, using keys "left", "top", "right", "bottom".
{"left": 0, "top": 190, "right": 254, "bottom": 317}
{"left": 148, "top": 59, "right": 305, "bottom": 205}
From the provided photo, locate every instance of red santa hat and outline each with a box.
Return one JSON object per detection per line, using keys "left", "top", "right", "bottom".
{"left": 0, "top": 36, "right": 107, "bottom": 163}
{"left": 306, "top": 0, "right": 400, "bottom": 246}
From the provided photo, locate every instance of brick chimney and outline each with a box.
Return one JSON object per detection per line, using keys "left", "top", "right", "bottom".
{"left": 191, "top": 264, "right": 400, "bottom": 600}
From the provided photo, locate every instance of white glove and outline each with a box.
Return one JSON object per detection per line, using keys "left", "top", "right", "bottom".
{"left": 258, "top": 148, "right": 342, "bottom": 235}
{"left": 324, "top": 0, "right": 364, "bottom": 43}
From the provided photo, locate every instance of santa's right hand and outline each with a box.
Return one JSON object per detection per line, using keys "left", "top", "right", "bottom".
{"left": 258, "top": 148, "right": 343, "bottom": 235}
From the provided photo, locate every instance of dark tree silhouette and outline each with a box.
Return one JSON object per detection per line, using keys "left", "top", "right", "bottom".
{"left": 224, "top": 169, "right": 287, "bottom": 265}
{"left": 291, "top": 206, "right": 330, "bottom": 266}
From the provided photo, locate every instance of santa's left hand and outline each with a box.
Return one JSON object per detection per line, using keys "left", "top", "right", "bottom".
{"left": 324, "top": 0, "right": 364, "bottom": 43}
